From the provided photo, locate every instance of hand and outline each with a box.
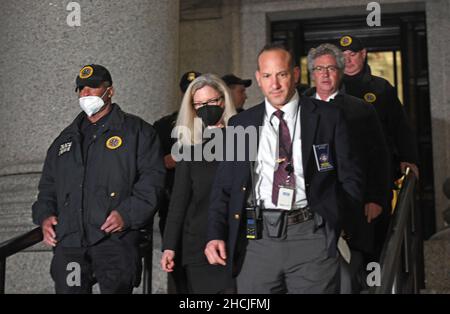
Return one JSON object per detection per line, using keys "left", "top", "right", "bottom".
{"left": 164, "top": 154, "right": 176, "bottom": 170}
{"left": 160, "top": 250, "right": 176, "bottom": 272}
{"left": 42, "top": 216, "right": 58, "bottom": 247}
{"left": 204, "top": 240, "right": 227, "bottom": 266}
{"left": 365, "top": 202, "right": 383, "bottom": 223}
{"left": 400, "top": 162, "right": 419, "bottom": 180}
{"left": 101, "top": 210, "right": 125, "bottom": 233}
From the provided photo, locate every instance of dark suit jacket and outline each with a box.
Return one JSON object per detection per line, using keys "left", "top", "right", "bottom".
{"left": 162, "top": 158, "right": 219, "bottom": 266}
{"left": 207, "top": 95, "right": 364, "bottom": 276}
{"left": 305, "top": 88, "right": 390, "bottom": 254}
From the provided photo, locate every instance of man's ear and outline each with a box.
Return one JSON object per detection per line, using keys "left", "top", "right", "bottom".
{"left": 293, "top": 66, "right": 301, "bottom": 84}
{"left": 255, "top": 70, "right": 262, "bottom": 87}
{"left": 361, "top": 48, "right": 367, "bottom": 60}
{"left": 108, "top": 87, "right": 115, "bottom": 98}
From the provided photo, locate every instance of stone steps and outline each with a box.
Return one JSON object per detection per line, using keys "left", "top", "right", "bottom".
{"left": 424, "top": 229, "right": 450, "bottom": 293}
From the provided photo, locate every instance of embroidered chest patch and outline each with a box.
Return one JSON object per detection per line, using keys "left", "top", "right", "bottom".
{"left": 364, "top": 92, "right": 377, "bottom": 103}
{"left": 59, "top": 142, "right": 72, "bottom": 156}
{"left": 106, "top": 136, "right": 123, "bottom": 150}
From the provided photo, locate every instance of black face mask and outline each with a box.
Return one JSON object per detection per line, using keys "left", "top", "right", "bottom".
{"left": 196, "top": 105, "right": 224, "bottom": 127}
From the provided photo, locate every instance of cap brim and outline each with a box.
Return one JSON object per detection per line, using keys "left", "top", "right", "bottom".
{"left": 75, "top": 80, "right": 103, "bottom": 92}
{"left": 242, "top": 79, "right": 252, "bottom": 87}
{"left": 341, "top": 47, "right": 363, "bottom": 52}
{"left": 227, "top": 79, "right": 252, "bottom": 87}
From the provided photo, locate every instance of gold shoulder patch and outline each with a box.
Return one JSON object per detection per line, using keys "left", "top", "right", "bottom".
{"left": 364, "top": 92, "right": 377, "bottom": 103}
{"left": 79, "top": 66, "right": 94, "bottom": 79}
{"left": 106, "top": 136, "right": 123, "bottom": 150}
{"left": 340, "top": 36, "right": 353, "bottom": 47}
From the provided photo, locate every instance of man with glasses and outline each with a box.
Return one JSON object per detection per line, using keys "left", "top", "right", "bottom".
{"left": 339, "top": 35, "right": 419, "bottom": 261}
{"left": 32, "top": 64, "right": 165, "bottom": 294}
{"left": 305, "top": 43, "right": 389, "bottom": 293}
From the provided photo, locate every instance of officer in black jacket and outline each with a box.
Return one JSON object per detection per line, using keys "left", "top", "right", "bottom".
{"left": 32, "top": 64, "right": 165, "bottom": 294}
{"left": 338, "top": 35, "right": 419, "bottom": 261}
{"left": 338, "top": 35, "right": 419, "bottom": 180}
{"left": 305, "top": 43, "right": 390, "bottom": 293}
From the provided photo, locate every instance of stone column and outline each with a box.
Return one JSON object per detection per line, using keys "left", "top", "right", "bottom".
{"left": 0, "top": 0, "right": 178, "bottom": 293}
{"left": 239, "top": 3, "right": 268, "bottom": 106}
{"left": 426, "top": 0, "right": 450, "bottom": 231}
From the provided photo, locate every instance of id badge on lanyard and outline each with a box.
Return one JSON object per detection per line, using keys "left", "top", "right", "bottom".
{"left": 277, "top": 186, "right": 295, "bottom": 210}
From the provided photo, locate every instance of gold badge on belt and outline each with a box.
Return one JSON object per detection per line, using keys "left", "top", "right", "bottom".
{"left": 106, "top": 136, "right": 123, "bottom": 150}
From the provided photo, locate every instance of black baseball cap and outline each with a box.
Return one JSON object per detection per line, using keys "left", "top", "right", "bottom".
{"left": 338, "top": 35, "right": 365, "bottom": 52}
{"left": 180, "top": 71, "right": 202, "bottom": 93}
{"left": 75, "top": 64, "right": 112, "bottom": 91}
{"left": 222, "top": 74, "right": 252, "bottom": 88}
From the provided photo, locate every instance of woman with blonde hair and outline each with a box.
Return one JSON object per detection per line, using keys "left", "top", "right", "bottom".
{"left": 160, "top": 73, "right": 237, "bottom": 293}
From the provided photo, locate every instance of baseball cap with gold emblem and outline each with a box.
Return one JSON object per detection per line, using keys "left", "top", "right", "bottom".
{"left": 179, "top": 71, "right": 202, "bottom": 93}
{"left": 338, "top": 35, "right": 365, "bottom": 52}
{"left": 75, "top": 64, "right": 113, "bottom": 92}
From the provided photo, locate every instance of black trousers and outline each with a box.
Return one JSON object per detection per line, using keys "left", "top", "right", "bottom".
{"left": 185, "top": 263, "right": 234, "bottom": 294}
{"left": 167, "top": 256, "right": 189, "bottom": 294}
{"left": 340, "top": 250, "right": 367, "bottom": 294}
{"left": 50, "top": 234, "right": 141, "bottom": 294}
{"left": 158, "top": 199, "right": 189, "bottom": 294}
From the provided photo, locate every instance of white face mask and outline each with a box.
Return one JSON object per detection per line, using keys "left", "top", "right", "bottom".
{"left": 79, "top": 88, "right": 109, "bottom": 117}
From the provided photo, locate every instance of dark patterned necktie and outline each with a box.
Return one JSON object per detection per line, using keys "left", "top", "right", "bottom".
{"left": 272, "top": 110, "right": 295, "bottom": 206}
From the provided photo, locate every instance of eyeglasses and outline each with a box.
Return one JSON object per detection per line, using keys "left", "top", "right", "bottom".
{"left": 193, "top": 96, "right": 223, "bottom": 108}
{"left": 312, "top": 65, "right": 339, "bottom": 73}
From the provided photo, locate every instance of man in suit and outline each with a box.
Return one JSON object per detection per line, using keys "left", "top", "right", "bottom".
{"left": 304, "top": 43, "right": 390, "bottom": 293}
{"left": 205, "top": 44, "right": 364, "bottom": 293}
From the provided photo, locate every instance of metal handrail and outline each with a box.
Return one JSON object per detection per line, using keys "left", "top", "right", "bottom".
{"left": 0, "top": 227, "right": 153, "bottom": 294}
{"left": 370, "top": 168, "right": 421, "bottom": 294}
{"left": 0, "top": 227, "right": 43, "bottom": 294}
{"left": 0, "top": 227, "right": 43, "bottom": 259}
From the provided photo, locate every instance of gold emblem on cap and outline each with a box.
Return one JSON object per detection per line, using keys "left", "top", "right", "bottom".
{"left": 79, "top": 66, "right": 94, "bottom": 79}
{"left": 364, "top": 92, "right": 377, "bottom": 103}
{"left": 106, "top": 136, "right": 123, "bottom": 150}
{"left": 188, "top": 72, "right": 196, "bottom": 81}
{"left": 340, "top": 36, "right": 353, "bottom": 47}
